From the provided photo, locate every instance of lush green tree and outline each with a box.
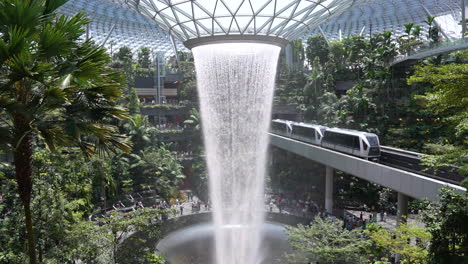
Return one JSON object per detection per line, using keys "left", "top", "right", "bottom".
{"left": 99, "top": 208, "right": 166, "bottom": 264}
{"left": 113, "top": 46, "right": 134, "bottom": 91}
{"left": 338, "top": 84, "right": 378, "bottom": 131}
{"left": 305, "top": 35, "right": 329, "bottom": 65}
{"left": 90, "top": 156, "right": 115, "bottom": 208}
{"left": 424, "top": 16, "right": 439, "bottom": 45}
{"left": 275, "top": 67, "right": 306, "bottom": 107}
{"left": 286, "top": 217, "right": 369, "bottom": 264}
{"left": 366, "top": 223, "right": 431, "bottom": 264}
{"left": 128, "top": 87, "right": 141, "bottom": 115}
{"left": 408, "top": 62, "right": 468, "bottom": 174}
{"left": 397, "top": 23, "right": 424, "bottom": 55}
{"left": 0, "top": 1, "right": 130, "bottom": 262}
{"left": 343, "top": 35, "right": 367, "bottom": 77}
{"left": 125, "top": 114, "right": 156, "bottom": 154}
{"left": 130, "top": 146, "right": 185, "bottom": 198}
{"left": 421, "top": 188, "right": 468, "bottom": 263}
{"left": 178, "top": 52, "right": 198, "bottom": 104}
{"left": 1, "top": 148, "right": 99, "bottom": 263}
{"left": 138, "top": 47, "right": 152, "bottom": 69}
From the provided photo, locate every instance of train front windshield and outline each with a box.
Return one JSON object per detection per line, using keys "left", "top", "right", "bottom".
{"left": 366, "top": 136, "right": 379, "bottom": 146}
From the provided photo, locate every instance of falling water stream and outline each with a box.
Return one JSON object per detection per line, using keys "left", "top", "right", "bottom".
{"left": 192, "top": 43, "right": 281, "bottom": 264}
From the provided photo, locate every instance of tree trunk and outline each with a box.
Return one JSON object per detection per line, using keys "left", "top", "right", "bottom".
{"left": 14, "top": 114, "right": 37, "bottom": 264}
{"left": 22, "top": 199, "right": 37, "bottom": 264}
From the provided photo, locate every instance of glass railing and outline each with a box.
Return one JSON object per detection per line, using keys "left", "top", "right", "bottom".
{"left": 391, "top": 38, "right": 468, "bottom": 64}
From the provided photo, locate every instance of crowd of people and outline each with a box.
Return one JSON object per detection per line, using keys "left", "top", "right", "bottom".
{"left": 106, "top": 190, "right": 399, "bottom": 232}
{"left": 265, "top": 192, "right": 321, "bottom": 218}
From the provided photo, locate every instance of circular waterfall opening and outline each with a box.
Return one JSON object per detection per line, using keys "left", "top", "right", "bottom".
{"left": 156, "top": 222, "right": 291, "bottom": 264}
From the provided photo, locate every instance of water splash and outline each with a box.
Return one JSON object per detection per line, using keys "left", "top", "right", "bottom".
{"left": 192, "top": 43, "right": 281, "bottom": 264}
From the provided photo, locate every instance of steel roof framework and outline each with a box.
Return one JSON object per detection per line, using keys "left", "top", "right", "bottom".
{"left": 115, "top": 0, "right": 363, "bottom": 42}
{"left": 58, "top": 0, "right": 466, "bottom": 54}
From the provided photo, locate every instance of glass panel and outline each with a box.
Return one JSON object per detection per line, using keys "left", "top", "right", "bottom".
{"left": 366, "top": 136, "right": 379, "bottom": 146}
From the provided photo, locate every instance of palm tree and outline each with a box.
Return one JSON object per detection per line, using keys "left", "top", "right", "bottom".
{"left": 424, "top": 16, "right": 439, "bottom": 44}
{"left": 183, "top": 108, "right": 201, "bottom": 130}
{"left": 0, "top": 1, "right": 130, "bottom": 263}
{"left": 126, "top": 114, "right": 155, "bottom": 153}
{"left": 412, "top": 25, "right": 422, "bottom": 41}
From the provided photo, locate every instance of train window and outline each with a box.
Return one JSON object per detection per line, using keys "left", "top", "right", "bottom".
{"left": 362, "top": 140, "right": 369, "bottom": 150}
{"left": 344, "top": 135, "right": 355, "bottom": 148}
{"left": 294, "top": 126, "right": 313, "bottom": 137}
{"left": 324, "top": 131, "right": 336, "bottom": 144}
{"left": 271, "top": 122, "right": 285, "bottom": 131}
{"left": 366, "top": 136, "right": 379, "bottom": 146}
{"left": 353, "top": 136, "right": 360, "bottom": 149}
{"left": 338, "top": 134, "right": 347, "bottom": 146}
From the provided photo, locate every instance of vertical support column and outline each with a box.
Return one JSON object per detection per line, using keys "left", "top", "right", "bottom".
{"left": 86, "top": 24, "right": 90, "bottom": 41}
{"left": 462, "top": 0, "right": 466, "bottom": 38}
{"left": 285, "top": 44, "right": 293, "bottom": 70}
{"left": 325, "top": 166, "right": 334, "bottom": 214}
{"left": 397, "top": 192, "right": 409, "bottom": 224}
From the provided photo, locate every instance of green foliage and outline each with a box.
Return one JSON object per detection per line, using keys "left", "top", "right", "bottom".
{"left": 366, "top": 223, "right": 431, "bottom": 264}
{"left": 146, "top": 253, "right": 167, "bottom": 264}
{"left": 0, "top": 1, "right": 130, "bottom": 262}
{"left": 125, "top": 114, "right": 156, "bottom": 153}
{"left": 408, "top": 63, "right": 468, "bottom": 174}
{"left": 178, "top": 57, "right": 198, "bottom": 103}
{"left": 128, "top": 87, "right": 141, "bottom": 115}
{"left": 130, "top": 146, "right": 185, "bottom": 198}
{"left": 142, "top": 104, "right": 185, "bottom": 110}
{"left": 286, "top": 217, "right": 369, "bottom": 264}
{"left": 113, "top": 46, "right": 134, "bottom": 91}
{"left": 138, "top": 47, "right": 152, "bottom": 69}
{"left": 421, "top": 188, "right": 468, "bottom": 264}
{"left": 99, "top": 208, "right": 165, "bottom": 263}
{"left": 305, "top": 35, "right": 329, "bottom": 65}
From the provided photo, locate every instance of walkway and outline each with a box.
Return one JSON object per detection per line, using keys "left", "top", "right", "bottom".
{"left": 346, "top": 210, "right": 424, "bottom": 230}
{"left": 390, "top": 38, "right": 468, "bottom": 66}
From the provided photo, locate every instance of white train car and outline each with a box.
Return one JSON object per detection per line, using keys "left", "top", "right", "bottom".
{"left": 271, "top": 119, "right": 292, "bottom": 137}
{"left": 321, "top": 128, "right": 380, "bottom": 160}
{"left": 290, "top": 122, "right": 328, "bottom": 145}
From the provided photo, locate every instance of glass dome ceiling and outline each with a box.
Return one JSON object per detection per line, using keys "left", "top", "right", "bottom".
{"left": 116, "top": 0, "right": 364, "bottom": 43}
{"left": 58, "top": 0, "right": 466, "bottom": 54}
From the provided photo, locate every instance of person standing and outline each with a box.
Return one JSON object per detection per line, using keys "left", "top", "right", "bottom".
{"left": 180, "top": 204, "right": 184, "bottom": 215}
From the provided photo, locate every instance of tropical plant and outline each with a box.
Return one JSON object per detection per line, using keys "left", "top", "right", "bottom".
{"left": 0, "top": 1, "right": 130, "bottom": 263}
{"left": 286, "top": 217, "right": 369, "bottom": 264}
{"left": 112, "top": 46, "right": 134, "bottom": 91}
{"left": 366, "top": 223, "right": 431, "bottom": 264}
{"left": 127, "top": 87, "right": 141, "bottom": 115}
{"left": 305, "top": 35, "right": 329, "bottom": 65}
{"left": 408, "top": 62, "right": 468, "bottom": 174}
{"left": 420, "top": 188, "right": 468, "bottom": 264}
{"left": 424, "top": 16, "right": 439, "bottom": 44}
{"left": 125, "top": 114, "right": 156, "bottom": 153}
{"left": 130, "top": 146, "right": 185, "bottom": 198}
{"left": 137, "top": 47, "right": 152, "bottom": 69}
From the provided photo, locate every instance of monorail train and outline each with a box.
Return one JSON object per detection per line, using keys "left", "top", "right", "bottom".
{"left": 290, "top": 122, "right": 327, "bottom": 145}
{"left": 321, "top": 128, "right": 380, "bottom": 160}
{"left": 271, "top": 120, "right": 381, "bottom": 160}
{"left": 271, "top": 119, "right": 292, "bottom": 136}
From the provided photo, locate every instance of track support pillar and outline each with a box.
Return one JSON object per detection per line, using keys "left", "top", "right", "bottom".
{"left": 397, "top": 192, "right": 409, "bottom": 224}
{"left": 325, "top": 166, "right": 334, "bottom": 214}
